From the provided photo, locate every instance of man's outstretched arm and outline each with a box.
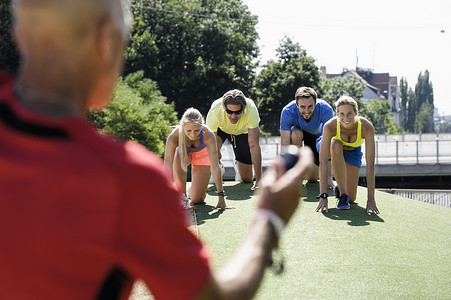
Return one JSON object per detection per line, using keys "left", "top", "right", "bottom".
{"left": 195, "top": 148, "right": 314, "bottom": 299}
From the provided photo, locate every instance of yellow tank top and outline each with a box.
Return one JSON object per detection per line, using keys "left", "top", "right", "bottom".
{"left": 332, "top": 117, "right": 364, "bottom": 148}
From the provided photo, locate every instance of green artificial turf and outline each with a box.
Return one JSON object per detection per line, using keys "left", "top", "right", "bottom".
{"left": 193, "top": 181, "right": 451, "bottom": 300}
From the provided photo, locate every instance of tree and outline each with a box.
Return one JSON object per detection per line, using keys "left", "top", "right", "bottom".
{"left": 406, "top": 88, "right": 417, "bottom": 133}
{"left": 87, "top": 71, "right": 178, "bottom": 157}
{"left": 254, "top": 36, "right": 319, "bottom": 135}
{"left": 399, "top": 77, "right": 408, "bottom": 131}
{"left": 318, "top": 76, "right": 364, "bottom": 109}
{"left": 0, "top": 2, "right": 20, "bottom": 75}
{"left": 126, "top": 0, "right": 259, "bottom": 116}
{"left": 414, "top": 70, "right": 434, "bottom": 133}
{"left": 414, "top": 102, "right": 434, "bottom": 133}
{"left": 363, "top": 99, "right": 400, "bottom": 134}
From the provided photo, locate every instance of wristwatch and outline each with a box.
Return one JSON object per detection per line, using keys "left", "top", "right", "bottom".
{"left": 217, "top": 191, "right": 226, "bottom": 196}
{"left": 317, "top": 193, "right": 328, "bottom": 199}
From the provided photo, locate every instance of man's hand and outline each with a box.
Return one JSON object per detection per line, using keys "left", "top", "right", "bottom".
{"left": 257, "top": 147, "right": 314, "bottom": 224}
{"left": 316, "top": 198, "right": 328, "bottom": 213}
{"left": 251, "top": 179, "right": 260, "bottom": 190}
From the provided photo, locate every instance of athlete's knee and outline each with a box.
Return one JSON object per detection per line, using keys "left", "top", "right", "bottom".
{"left": 241, "top": 177, "right": 253, "bottom": 183}
{"left": 330, "top": 140, "right": 343, "bottom": 156}
{"left": 290, "top": 127, "right": 304, "bottom": 145}
{"left": 190, "top": 194, "right": 206, "bottom": 204}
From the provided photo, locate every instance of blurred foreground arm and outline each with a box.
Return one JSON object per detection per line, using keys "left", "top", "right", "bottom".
{"left": 195, "top": 148, "right": 314, "bottom": 299}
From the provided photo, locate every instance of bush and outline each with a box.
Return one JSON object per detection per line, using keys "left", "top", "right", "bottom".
{"left": 88, "top": 71, "right": 178, "bottom": 157}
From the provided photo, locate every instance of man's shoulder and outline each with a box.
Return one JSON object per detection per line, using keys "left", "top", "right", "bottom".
{"left": 282, "top": 100, "right": 297, "bottom": 110}
{"left": 316, "top": 99, "right": 332, "bottom": 109}
{"left": 109, "top": 138, "right": 163, "bottom": 170}
{"left": 207, "top": 98, "right": 223, "bottom": 113}
{"left": 281, "top": 100, "right": 297, "bottom": 115}
{"left": 315, "top": 99, "right": 333, "bottom": 116}
{"left": 80, "top": 127, "right": 164, "bottom": 177}
{"left": 245, "top": 97, "right": 257, "bottom": 106}
{"left": 0, "top": 71, "right": 12, "bottom": 86}
{"left": 211, "top": 98, "right": 223, "bottom": 107}
{"left": 0, "top": 72, "right": 14, "bottom": 97}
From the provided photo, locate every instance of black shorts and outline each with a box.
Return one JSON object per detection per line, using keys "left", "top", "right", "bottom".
{"left": 302, "top": 130, "right": 320, "bottom": 166}
{"left": 217, "top": 128, "right": 252, "bottom": 165}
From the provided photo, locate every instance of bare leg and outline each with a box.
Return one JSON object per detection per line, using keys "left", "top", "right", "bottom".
{"left": 173, "top": 150, "right": 187, "bottom": 195}
{"left": 237, "top": 161, "right": 253, "bottom": 183}
{"left": 330, "top": 140, "right": 348, "bottom": 195}
{"left": 345, "top": 163, "right": 360, "bottom": 203}
{"left": 291, "top": 128, "right": 319, "bottom": 182}
{"left": 190, "top": 165, "right": 211, "bottom": 203}
{"left": 215, "top": 135, "right": 224, "bottom": 161}
{"left": 290, "top": 127, "right": 304, "bottom": 147}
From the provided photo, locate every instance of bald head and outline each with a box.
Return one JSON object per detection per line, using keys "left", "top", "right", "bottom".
{"left": 12, "top": 0, "right": 134, "bottom": 113}
{"left": 13, "top": 0, "right": 132, "bottom": 45}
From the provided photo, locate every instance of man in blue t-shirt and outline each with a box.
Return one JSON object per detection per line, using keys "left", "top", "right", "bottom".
{"left": 280, "top": 87, "right": 334, "bottom": 187}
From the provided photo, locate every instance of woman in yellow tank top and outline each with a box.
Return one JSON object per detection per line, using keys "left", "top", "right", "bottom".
{"left": 315, "top": 96, "right": 379, "bottom": 214}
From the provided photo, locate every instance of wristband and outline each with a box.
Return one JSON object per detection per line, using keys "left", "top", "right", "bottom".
{"left": 316, "top": 193, "right": 328, "bottom": 199}
{"left": 258, "top": 209, "right": 285, "bottom": 239}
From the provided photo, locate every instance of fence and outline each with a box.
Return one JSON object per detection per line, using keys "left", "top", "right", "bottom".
{"left": 385, "top": 189, "right": 451, "bottom": 208}
{"left": 247, "top": 133, "right": 451, "bottom": 166}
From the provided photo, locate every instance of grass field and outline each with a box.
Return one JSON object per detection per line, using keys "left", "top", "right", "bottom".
{"left": 194, "top": 181, "right": 451, "bottom": 300}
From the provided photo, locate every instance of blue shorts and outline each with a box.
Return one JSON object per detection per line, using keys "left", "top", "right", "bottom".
{"left": 316, "top": 137, "right": 362, "bottom": 168}
{"left": 343, "top": 146, "right": 363, "bottom": 168}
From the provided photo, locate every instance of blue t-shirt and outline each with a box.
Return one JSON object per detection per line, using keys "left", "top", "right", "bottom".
{"left": 280, "top": 99, "right": 333, "bottom": 137}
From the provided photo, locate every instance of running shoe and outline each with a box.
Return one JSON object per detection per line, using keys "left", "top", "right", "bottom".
{"left": 334, "top": 185, "right": 340, "bottom": 198}
{"left": 219, "top": 161, "right": 225, "bottom": 176}
{"left": 337, "top": 193, "right": 350, "bottom": 210}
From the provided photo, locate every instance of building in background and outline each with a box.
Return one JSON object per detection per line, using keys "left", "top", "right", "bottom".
{"left": 321, "top": 67, "right": 400, "bottom": 124}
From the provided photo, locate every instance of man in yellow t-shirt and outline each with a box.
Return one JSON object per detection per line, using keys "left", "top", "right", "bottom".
{"left": 206, "top": 89, "right": 262, "bottom": 189}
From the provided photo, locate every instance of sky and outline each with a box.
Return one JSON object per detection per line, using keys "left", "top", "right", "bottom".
{"left": 242, "top": 0, "right": 451, "bottom": 116}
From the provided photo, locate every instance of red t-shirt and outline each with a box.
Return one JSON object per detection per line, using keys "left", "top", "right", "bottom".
{"left": 0, "top": 74, "right": 211, "bottom": 300}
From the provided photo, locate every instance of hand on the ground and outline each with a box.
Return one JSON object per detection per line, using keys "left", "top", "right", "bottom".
{"left": 215, "top": 203, "right": 236, "bottom": 210}
{"left": 327, "top": 177, "right": 335, "bottom": 189}
{"left": 251, "top": 181, "right": 259, "bottom": 190}
{"left": 366, "top": 200, "right": 379, "bottom": 214}
{"left": 257, "top": 147, "right": 314, "bottom": 224}
{"left": 215, "top": 197, "right": 236, "bottom": 210}
{"left": 316, "top": 198, "right": 328, "bottom": 213}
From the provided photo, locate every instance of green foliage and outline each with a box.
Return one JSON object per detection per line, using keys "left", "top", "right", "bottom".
{"left": 318, "top": 76, "right": 364, "bottom": 109}
{"left": 126, "top": 0, "right": 259, "bottom": 116}
{"left": 254, "top": 36, "right": 319, "bottom": 135}
{"left": 438, "top": 119, "right": 451, "bottom": 133}
{"left": 415, "top": 70, "right": 434, "bottom": 107}
{"left": 414, "top": 102, "right": 434, "bottom": 133}
{"left": 87, "top": 71, "right": 177, "bottom": 157}
{"left": 0, "top": 2, "right": 20, "bottom": 75}
{"left": 399, "top": 77, "right": 408, "bottom": 130}
{"left": 362, "top": 99, "right": 400, "bottom": 134}
{"left": 406, "top": 88, "right": 417, "bottom": 132}
{"left": 123, "top": 15, "right": 159, "bottom": 79}
{"left": 413, "top": 70, "right": 434, "bottom": 133}
{"left": 403, "top": 70, "right": 435, "bottom": 133}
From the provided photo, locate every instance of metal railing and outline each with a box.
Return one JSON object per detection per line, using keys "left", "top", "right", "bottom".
{"left": 219, "top": 133, "right": 451, "bottom": 168}
{"left": 250, "top": 133, "right": 451, "bottom": 166}
{"left": 385, "top": 189, "right": 451, "bottom": 208}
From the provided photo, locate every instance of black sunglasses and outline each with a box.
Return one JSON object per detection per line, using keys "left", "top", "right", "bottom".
{"left": 225, "top": 108, "right": 243, "bottom": 115}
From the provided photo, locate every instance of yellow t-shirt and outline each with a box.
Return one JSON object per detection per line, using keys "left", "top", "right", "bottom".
{"left": 332, "top": 117, "right": 365, "bottom": 148}
{"left": 206, "top": 97, "right": 260, "bottom": 135}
